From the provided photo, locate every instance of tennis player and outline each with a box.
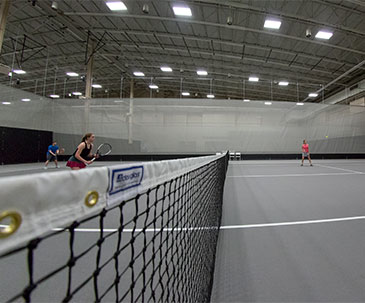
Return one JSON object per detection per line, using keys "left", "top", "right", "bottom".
{"left": 44, "top": 141, "right": 60, "bottom": 169}
{"left": 66, "top": 133, "right": 97, "bottom": 170}
{"left": 301, "top": 139, "right": 313, "bottom": 166}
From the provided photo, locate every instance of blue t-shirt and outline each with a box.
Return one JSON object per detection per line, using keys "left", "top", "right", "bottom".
{"left": 47, "top": 145, "right": 59, "bottom": 155}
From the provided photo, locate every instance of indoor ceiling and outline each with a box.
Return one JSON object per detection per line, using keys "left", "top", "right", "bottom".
{"left": 0, "top": 0, "right": 364, "bottom": 101}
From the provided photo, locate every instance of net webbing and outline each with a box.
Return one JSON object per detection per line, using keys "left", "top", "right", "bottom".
{"left": 0, "top": 154, "right": 228, "bottom": 303}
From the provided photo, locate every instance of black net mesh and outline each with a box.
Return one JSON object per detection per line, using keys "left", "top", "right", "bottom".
{"left": 0, "top": 154, "right": 228, "bottom": 303}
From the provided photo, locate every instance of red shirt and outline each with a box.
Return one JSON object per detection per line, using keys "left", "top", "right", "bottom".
{"left": 302, "top": 144, "right": 309, "bottom": 153}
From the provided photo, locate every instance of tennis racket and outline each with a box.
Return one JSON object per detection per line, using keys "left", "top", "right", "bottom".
{"left": 90, "top": 143, "right": 112, "bottom": 162}
{"left": 58, "top": 148, "right": 65, "bottom": 155}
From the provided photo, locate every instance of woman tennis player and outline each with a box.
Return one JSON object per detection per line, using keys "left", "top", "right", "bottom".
{"left": 301, "top": 139, "right": 313, "bottom": 166}
{"left": 66, "top": 133, "right": 98, "bottom": 170}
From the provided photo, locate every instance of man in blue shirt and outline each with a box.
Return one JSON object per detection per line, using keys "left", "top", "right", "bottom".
{"left": 44, "top": 141, "right": 60, "bottom": 169}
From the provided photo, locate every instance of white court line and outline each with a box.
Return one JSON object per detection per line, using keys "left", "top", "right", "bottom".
{"left": 0, "top": 166, "right": 46, "bottom": 174}
{"left": 229, "top": 162, "right": 301, "bottom": 166}
{"left": 315, "top": 164, "right": 364, "bottom": 174}
{"left": 227, "top": 172, "right": 360, "bottom": 178}
{"left": 229, "top": 161, "right": 365, "bottom": 167}
{"left": 3, "top": 215, "right": 365, "bottom": 233}
{"left": 220, "top": 216, "right": 365, "bottom": 230}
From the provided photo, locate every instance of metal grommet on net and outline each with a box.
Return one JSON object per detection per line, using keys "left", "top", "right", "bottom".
{"left": 0, "top": 211, "right": 22, "bottom": 239}
{"left": 84, "top": 191, "right": 99, "bottom": 208}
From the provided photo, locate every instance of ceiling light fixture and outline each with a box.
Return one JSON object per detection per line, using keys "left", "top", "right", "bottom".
{"left": 21, "top": 98, "right": 31, "bottom": 102}
{"left": 66, "top": 72, "right": 79, "bottom": 77}
{"left": 106, "top": 1, "right": 127, "bottom": 11}
{"left": 173, "top": 6, "right": 192, "bottom": 16}
{"left": 249, "top": 77, "right": 259, "bottom": 82}
{"left": 296, "top": 102, "right": 304, "bottom": 106}
{"left": 13, "top": 69, "right": 26, "bottom": 74}
{"left": 182, "top": 92, "right": 190, "bottom": 96}
{"left": 133, "top": 72, "right": 145, "bottom": 77}
{"left": 51, "top": 1, "right": 58, "bottom": 10}
{"left": 92, "top": 84, "right": 102, "bottom": 88}
{"left": 264, "top": 19, "right": 281, "bottom": 29}
{"left": 72, "top": 92, "right": 82, "bottom": 96}
{"left": 308, "top": 93, "right": 318, "bottom": 97}
{"left": 161, "top": 66, "right": 173, "bottom": 72}
{"left": 149, "top": 84, "right": 159, "bottom": 89}
{"left": 278, "top": 81, "right": 289, "bottom": 86}
{"left": 264, "top": 102, "right": 272, "bottom": 105}
{"left": 243, "top": 99, "right": 250, "bottom": 102}
{"left": 197, "top": 70, "right": 208, "bottom": 76}
{"left": 315, "top": 31, "right": 333, "bottom": 40}
{"left": 2, "top": 102, "right": 11, "bottom": 105}
{"left": 207, "top": 94, "right": 215, "bottom": 99}
{"left": 49, "top": 94, "right": 60, "bottom": 99}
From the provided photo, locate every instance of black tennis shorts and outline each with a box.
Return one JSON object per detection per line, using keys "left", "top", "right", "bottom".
{"left": 47, "top": 154, "right": 57, "bottom": 161}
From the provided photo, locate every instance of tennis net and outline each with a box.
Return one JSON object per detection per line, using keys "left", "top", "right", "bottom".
{"left": 0, "top": 153, "right": 228, "bottom": 303}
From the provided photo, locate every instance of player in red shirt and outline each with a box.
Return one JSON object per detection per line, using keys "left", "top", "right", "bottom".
{"left": 301, "top": 139, "right": 313, "bottom": 166}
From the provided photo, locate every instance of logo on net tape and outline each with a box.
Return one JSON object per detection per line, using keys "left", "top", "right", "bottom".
{"left": 109, "top": 166, "right": 144, "bottom": 195}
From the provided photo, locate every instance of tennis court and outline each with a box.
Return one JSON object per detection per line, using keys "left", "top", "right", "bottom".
{"left": 0, "top": 155, "right": 228, "bottom": 302}
{"left": 1, "top": 0, "right": 365, "bottom": 302}
{"left": 1, "top": 158, "right": 365, "bottom": 302}
{"left": 212, "top": 159, "right": 365, "bottom": 302}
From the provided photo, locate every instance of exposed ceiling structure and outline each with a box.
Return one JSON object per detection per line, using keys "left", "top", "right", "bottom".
{"left": 0, "top": 0, "right": 364, "bottom": 102}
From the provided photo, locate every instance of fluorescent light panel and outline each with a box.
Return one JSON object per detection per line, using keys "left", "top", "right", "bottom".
{"left": 134, "top": 72, "right": 145, "bottom": 77}
{"left": 161, "top": 66, "right": 173, "bottom": 72}
{"left": 207, "top": 94, "right": 215, "bottom": 98}
{"left": 197, "top": 70, "right": 208, "bottom": 76}
{"left": 182, "top": 92, "right": 190, "bottom": 96}
{"left": 13, "top": 69, "right": 26, "bottom": 74}
{"left": 92, "top": 84, "right": 102, "bottom": 88}
{"left": 106, "top": 1, "right": 127, "bottom": 11}
{"left": 296, "top": 102, "right": 304, "bottom": 106}
{"left": 264, "top": 102, "right": 272, "bottom": 105}
{"left": 264, "top": 19, "right": 281, "bottom": 29}
{"left": 308, "top": 93, "right": 318, "bottom": 97}
{"left": 149, "top": 84, "right": 158, "bottom": 89}
{"left": 315, "top": 31, "right": 333, "bottom": 40}
{"left": 278, "top": 81, "right": 289, "bottom": 86}
{"left": 243, "top": 99, "right": 250, "bottom": 102}
{"left": 21, "top": 98, "right": 31, "bottom": 102}
{"left": 72, "top": 92, "right": 82, "bottom": 96}
{"left": 49, "top": 94, "right": 60, "bottom": 98}
{"left": 2, "top": 102, "right": 11, "bottom": 105}
{"left": 66, "top": 72, "right": 79, "bottom": 77}
{"left": 173, "top": 6, "right": 192, "bottom": 16}
{"left": 249, "top": 77, "right": 259, "bottom": 82}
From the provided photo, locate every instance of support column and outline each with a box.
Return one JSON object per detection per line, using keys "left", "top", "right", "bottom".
{"left": 84, "top": 40, "right": 94, "bottom": 133}
{"left": 128, "top": 78, "right": 134, "bottom": 144}
{"left": 0, "top": 0, "right": 10, "bottom": 55}
{"left": 85, "top": 40, "right": 94, "bottom": 99}
{"left": 84, "top": 100, "right": 90, "bottom": 133}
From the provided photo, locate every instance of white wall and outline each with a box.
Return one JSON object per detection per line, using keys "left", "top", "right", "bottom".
{"left": 1, "top": 84, "right": 365, "bottom": 154}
